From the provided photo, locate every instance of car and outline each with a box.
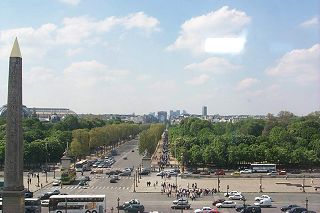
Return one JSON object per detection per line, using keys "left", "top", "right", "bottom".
{"left": 240, "top": 169, "right": 252, "bottom": 174}
{"left": 301, "top": 211, "right": 317, "bottom": 213}
{"left": 178, "top": 171, "right": 192, "bottom": 177}
{"left": 231, "top": 171, "right": 241, "bottom": 176}
{"left": 279, "top": 170, "right": 287, "bottom": 175}
{"left": 240, "top": 206, "right": 261, "bottom": 213}
{"left": 41, "top": 199, "right": 49, "bottom": 207}
{"left": 131, "top": 150, "right": 135, "bottom": 152}
{"left": 119, "top": 171, "right": 131, "bottom": 176}
{"left": 213, "top": 198, "right": 225, "bottom": 206}
{"left": 281, "top": 205, "right": 301, "bottom": 212}
{"left": 24, "top": 190, "right": 33, "bottom": 198}
{"left": 254, "top": 198, "right": 272, "bottom": 207}
{"left": 111, "top": 175, "right": 120, "bottom": 180}
{"left": 229, "top": 193, "right": 245, "bottom": 200}
{"left": 287, "top": 207, "right": 308, "bottom": 213}
{"left": 216, "top": 201, "right": 236, "bottom": 208}
{"left": 78, "top": 180, "right": 88, "bottom": 186}
{"left": 123, "top": 156, "right": 128, "bottom": 160}
{"left": 139, "top": 169, "right": 150, "bottom": 175}
{"left": 267, "top": 171, "right": 278, "bottom": 176}
{"left": 52, "top": 179, "right": 61, "bottom": 186}
{"left": 224, "top": 191, "right": 241, "bottom": 197}
{"left": 200, "top": 171, "right": 210, "bottom": 175}
{"left": 156, "top": 171, "right": 166, "bottom": 176}
{"left": 82, "top": 176, "right": 91, "bottom": 181}
{"left": 39, "top": 193, "right": 52, "bottom": 200}
{"left": 106, "top": 170, "right": 121, "bottom": 175}
{"left": 110, "top": 178, "right": 117, "bottom": 183}
{"left": 215, "top": 169, "right": 225, "bottom": 175}
{"left": 254, "top": 195, "right": 272, "bottom": 202}
{"left": 171, "top": 203, "right": 191, "bottom": 209}
{"left": 173, "top": 197, "right": 188, "bottom": 205}
{"left": 194, "top": 206, "right": 214, "bottom": 213}
{"left": 123, "top": 204, "right": 145, "bottom": 213}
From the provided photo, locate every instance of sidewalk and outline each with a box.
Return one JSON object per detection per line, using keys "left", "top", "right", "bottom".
{"left": 24, "top": 170, "right": 60, "bottom": 193}
{"left": 133, "top": 173, "right": 320, "bottom": 194}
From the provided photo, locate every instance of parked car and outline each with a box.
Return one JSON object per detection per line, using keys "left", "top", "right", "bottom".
{"left": 171, "top": 203, "right": 191, "bottom": 209}
{"left": 240, "top": 169, "right": 252, "bottom": 174}
{"left": 216, "top": 201, "right": 236, "bottom": 208}
{"left": 224, "top": 191, "right": 241, "bottom": 197}
{"left": 281, "top": 204, "right": 300, "bottom": 212}
{"left": 229, "top": 193, "right": 245, "bottom": 200}
{"left": 123, "top": 204, "right": 145, "bottom": 213}
{"left": 173, "top": 197, "right": 188, "bottom": 205}
{"left": 287, "top": 207, "right": 308, "bottom": 213}
{"left": 255, "top": 194, "right": 272, "bottom": 202}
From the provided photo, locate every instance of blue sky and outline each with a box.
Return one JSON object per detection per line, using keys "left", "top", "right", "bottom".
{"left": 0, "top": 0, "right": 319, "bottom": 115}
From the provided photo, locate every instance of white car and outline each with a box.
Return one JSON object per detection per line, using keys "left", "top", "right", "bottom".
{"left": 255, "top": 195, "right": 272, "bottom": 201}
{"left": 41, "top": 199, "right": 49, "bottom": 207}
{"left": 254, "top": 198, "right": 272, "bottom": 207}
{"left": 173, "top": 197, "right": 188, "bottom": 205}
{"left": 194, "top": 207, "right": 212, "bottom": 213}
{"left": 216, "top": 201, "right": 236, "bottom": 208}
{"left": 228, "top": 193, "right": 245, "bottom": 200}
{"left": 52, "top": 179, "right": 61, "bottom": 186}
{"left": 240, "top": 169, "right": 252, "bottom": 174}
{"left": 267, "top": 171, "right": 277, "bottom": 176}
{"left": 224, "top": 191, "right": 241, "bottom": 197}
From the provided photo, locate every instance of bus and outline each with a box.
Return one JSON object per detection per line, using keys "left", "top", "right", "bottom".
{"left": 251, "top": 163, "right": 276, "bottom": 173}
{"left": 61, "top": 168, "right": 76, "bottom": 185}
{"left": 0, "top": 198, "right": 41, "bottom": 213}
{"left": 49, "top": 195, "right": 106, "bottom": 213}
{"left": 75, "top": 160, "right": 90, "bottom": 172}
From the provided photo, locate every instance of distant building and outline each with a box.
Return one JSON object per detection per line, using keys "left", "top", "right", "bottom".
{"left": 157, "top": 111, "right": 167, "bottom": 123}
{"left": 202, "top": 106, "right": 208, "bottom": 116}
{"left": 0, "top": 105, "right": 31, "bottom": 118}
{"left": 169, "top": 110, "right": 180, "bottom": 118}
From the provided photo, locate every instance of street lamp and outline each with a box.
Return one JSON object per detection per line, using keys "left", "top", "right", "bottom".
{"left": 133, "top": 173, "right": 136, "bottom": 192}
{"left": 135, "top": 170, "right": 138, "bottom": 187}
{"left": 217, "top": 174, "right": 220, "bottom": 192}
{"left": 259, "top": 175, "right": 263, "bottom": 192}
{"left": 117, "top": 197, "right": 120, "bottom": 213}
{"left": 305, "top": 197, "right": 308, "bottom": 210}
{"left": 226, "top": 185, "right": 229, "bottom": 196}
{"left": 302, "top": 175, "right": 306, "bottom": 192}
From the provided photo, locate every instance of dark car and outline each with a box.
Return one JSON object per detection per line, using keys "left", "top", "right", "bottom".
{"left": 215, "top": 169, "right": 225, "bottom": 175}
{"left": 123, "top": 204, "right": 145, "bottom": 213}
{"left": 119, "top": 171, "right": 131, "bottom": 176}
{"left": 106, "top": 170, "right": 121, "bottom": 175}
{"left": 240, "top": 206, "right": 261, "bottom": 213}
{"left": 80, "top": 176, "right": 91, "bottom": 181}
{"left": 110, "top": 178, "right": 117, "bottom": 183}
{"left": 39, "top": 193, "right": 52, "bottom": 200}
{"left": 213, "top": 199, "right": 225, "bottom": 206}
{"left": 171, "top": 203, "right": 191, "bottom": 209}
{"left": 287, "top": 207, "right": 308, "bottom": 213}
{"left": 25, "top": 190, "right": 33, "bottom": 198}
{"left": 281, "top": 204, "right": 300, "bottom": 212}
{"left": 139, "top": 169, "right": 150, "bottom": 175}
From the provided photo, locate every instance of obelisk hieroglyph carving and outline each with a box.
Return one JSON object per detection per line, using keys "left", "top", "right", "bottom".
{"left": 3, "top": 38, "right": 25, "bottom": 212}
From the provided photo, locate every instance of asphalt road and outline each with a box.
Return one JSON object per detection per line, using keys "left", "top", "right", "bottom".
{"left": 35, "top": 139, "right": 320, "bottom": 213}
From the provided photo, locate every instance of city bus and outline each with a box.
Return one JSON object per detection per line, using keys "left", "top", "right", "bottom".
{"left": 251, "top": 163, "right": 276, "bottom": 173}
{"left": 75, "top": 160, "right": 89, "bottom": 172}
{"left": 0, "top": 198, "right": 41, "bottom": 213}
{"left": 49, "top": 194, "right": 106, "bottom": 213}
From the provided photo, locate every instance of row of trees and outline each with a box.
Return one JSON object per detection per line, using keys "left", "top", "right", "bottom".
{"left": 139, "top": 124, "right": 165, "bottom": 156}
{"left": 169, "top": 111, "right": 320, "bottom": 169}
{"left": 0, "top": 115, "right": 148, "bottom": 168}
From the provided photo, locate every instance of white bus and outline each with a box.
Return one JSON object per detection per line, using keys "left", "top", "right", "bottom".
{"left": 251, "top": 163, "right": 276, "bottom": 173}
{"left": 49, "top": 195, "right": 106, "bottom": 213}
{"left": 75, "top": 160, "right": 89, "bottom": 172}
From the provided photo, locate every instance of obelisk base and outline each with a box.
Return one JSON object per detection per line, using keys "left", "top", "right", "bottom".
{"left": 2, "top": 190, "right": 25, "bottom": 213}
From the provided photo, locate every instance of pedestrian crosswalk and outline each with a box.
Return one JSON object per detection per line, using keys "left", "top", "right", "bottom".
{"left": 61, "top": 185, "right": 131, "bottom": 190}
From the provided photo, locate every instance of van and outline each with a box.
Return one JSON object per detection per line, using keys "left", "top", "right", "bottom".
{"left": 254, "top": 199, "right": 272, "bottom": 207}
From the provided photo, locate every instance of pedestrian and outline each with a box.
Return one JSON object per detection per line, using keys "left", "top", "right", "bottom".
{"left": 41, "top": 183, "right": 43, "bottom": 188}
{"left": 311, "top": 178, "right": 314, "bottom": 185}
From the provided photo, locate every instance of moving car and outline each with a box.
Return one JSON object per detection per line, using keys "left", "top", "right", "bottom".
{"left": 240, "top": 206, "right": 261, "bottom": 213}
{"left": 255, "top": 195, "right": 272, "bottom": 202}
{"left": 229, "top": 193, "right": 245, "bottom": 200}
{"left": 267, "top": 171, "right": 277, "bottom": 176}
{"left": 287, "top": 207, "right": 308, "bottom": 213}
{"left": 254, "top": 199, "right": 272, "bottom": 207}
{"left": 215, "top": 169, "right": 225, "bottom": 175}
{"left": 173, "top": 197, "right": 188, "bottom": 205}
{"left": 224, "top": 191, "right": 241, "bottom": 197}
{"left": 216, "top": 201, "right": 236, "bottom": 208}
{"left": 110, "top": 177, "right": 117, "bottom": 183}
{"left": 194, "top": 206, "right": 216, "bottom": 213}
{"left": 281, "top": 204, "right": 300, "bottom": 212}
{"left": 171, "top": 203, "right": 191, "bottom": 209}
{"left": 279, "top": 170, "right": 287, "bottom": 175}
{"left": 213, "top": 198, "right": 225, "bottom": 206}
{"left": 123, "top": 204, "right": 145, "bottom": 213}
{"left": 240, "top": 169, "right": 252, "bottom": 174}
{"left": 24, "top": 190, "right": 33, "bottom": 198}
{"left": 41, "top": 199, "right": 49, "bottom": 207}
{"left": 52, "top": 179, "right": 61, "bottom": 186}
{"left": 139, "top": 169, "right": 150, "bottom": 175}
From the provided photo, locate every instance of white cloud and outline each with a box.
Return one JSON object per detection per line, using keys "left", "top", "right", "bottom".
{"left": 184, "top": 57, "right": 240, "bottom": 74}
{"left": 66, "top": 47, "right": 83, "bottom": 56}
{"left": 266, "top": 44, "right": 320, "bottom": 83}
{"left": 237, "top": 78, "right": 259, "bottom": 90}
{"left": 59, "top": 0, "right": 81, "bottom": 6}
{"left": 185, "top": 74, "right": 210, "bottom": 85}
{"left": 121, "top": 12, "right": 160, "bottom": 31}
{"left": 64, "top": 60, "right": 129, "bottom": 87}
{"left": 167, "top": 6, "right": 250, "bottom": 53}
{"left": 300, "top": 16, "right": 320, "bottom": 28}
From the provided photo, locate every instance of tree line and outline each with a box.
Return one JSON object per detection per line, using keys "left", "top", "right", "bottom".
{"left": 0, "top": 115, "right": 149, "bottom": 168}
{"left": 169, "top": 111, "right": 320, "bottom": 169}
{"left": 138, "top": 124, "right": 165, "bottom": 156}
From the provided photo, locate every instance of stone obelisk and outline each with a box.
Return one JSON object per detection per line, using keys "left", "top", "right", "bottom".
{"left": 3, "top": 38, "right": 25, "bottom": 212}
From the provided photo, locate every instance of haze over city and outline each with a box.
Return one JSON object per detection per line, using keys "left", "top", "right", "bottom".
{"left": 0, "top": 0, "right": 319, "bottom": 115}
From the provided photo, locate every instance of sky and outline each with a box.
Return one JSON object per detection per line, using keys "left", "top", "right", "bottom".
{"left": 0, "top": 0, "right": 319, "bottom": 115}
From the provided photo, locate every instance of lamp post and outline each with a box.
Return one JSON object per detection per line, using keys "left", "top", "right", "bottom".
{"left": 53, "top": 167, "right": 56, "bottom": 179}
{"left": 117, "top": 197, "right": 120, "bottom": 213}
{"left": 217, "top": 174, "right": 220, "bottom": 192}
{"left": 226, "top": 185, "right": 229, "bottom": 196}
{"left": 302, "top": 175, "right": 306, "bottom": 192}
{"left": 139, "top": 164, "right": 142, "bottom": 179}
{"left": 305, "top": 197, "right": 308, "bottom": 210}
{"left": 111, "top": 207, "right": 114, "bottom": 213}
{"left": 133, "top": 173, "right": 136, "bottom": 192}
{"left": 27, "top": 174, "right": 30, "bottom": 191}
{"left": 135, "top": 170, "right": 138, "bottom": 187}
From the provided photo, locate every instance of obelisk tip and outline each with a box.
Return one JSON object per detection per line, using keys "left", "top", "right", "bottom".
{"left": 10, "top": 37, "right": 22, "bottom": 58}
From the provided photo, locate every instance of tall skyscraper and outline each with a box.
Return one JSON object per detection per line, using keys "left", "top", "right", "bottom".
{"left": 3, "top": 38, "right": 25, "bottom": 212}
{"left": 157, "top": 111, "right": 167, "bottom": 123}
{"left": 202, "top": 106, "right": 208, "bottom": 116}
